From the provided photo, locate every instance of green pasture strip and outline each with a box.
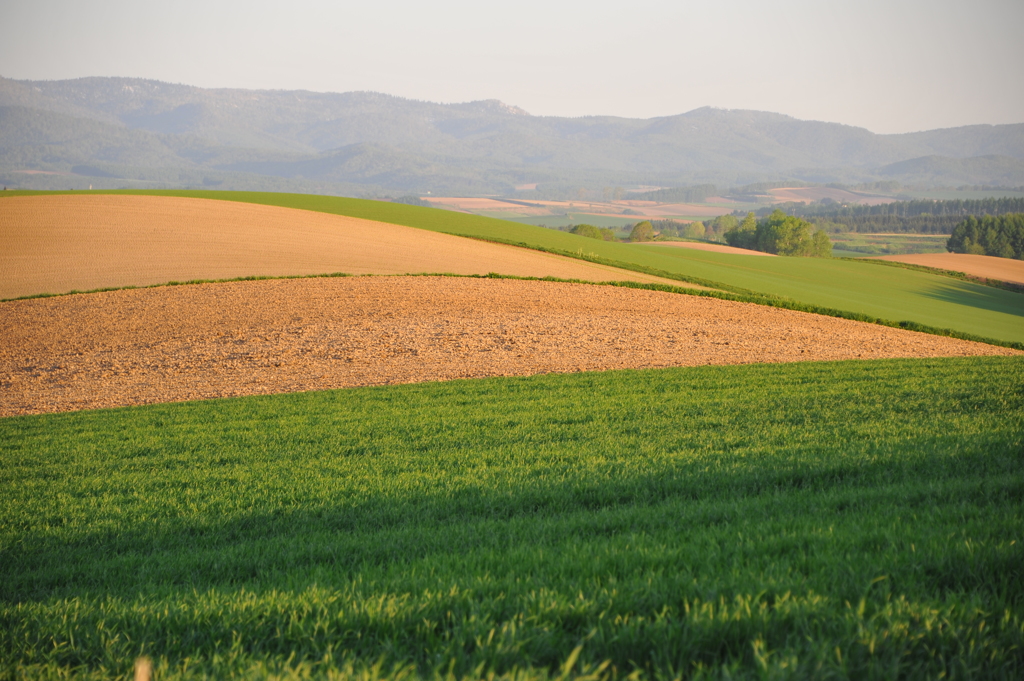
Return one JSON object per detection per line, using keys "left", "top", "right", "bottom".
{"left": 850, "top": 257, "right": 1024, "bottom": 295}
{"left": 504, "top": 214, "right": 639, "bottom": 229}
{"left": 826, "top": 234, "right": 948, "bottom": 257}
{"left": 5, "top": 190, "right": 1024, "bottom": 344}
{"left": 830, "top": 248, "right": 868, "bottom": 259}
{"left": 2, "top": 357, "right": 1023, "bottom": 679}
{"left": 629, "top": 243, "right": 1024, "bottom": 344}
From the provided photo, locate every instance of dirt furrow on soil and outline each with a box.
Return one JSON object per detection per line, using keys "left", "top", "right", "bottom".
{"left": 0, "top": 194, "right": 687, "bottom": 299}
{"left": 0, "top": 276, "right": 1017, "bottom": 416}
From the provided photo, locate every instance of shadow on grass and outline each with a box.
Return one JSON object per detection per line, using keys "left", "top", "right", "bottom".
{"left": 2, "top": 357, "right": 1023, "bottom": 677}
{"left": 917, "top": 278, "right": 1024, "bottom": 318}
{"left": 3, "top": 439, "right": 1021, "bottom": 607}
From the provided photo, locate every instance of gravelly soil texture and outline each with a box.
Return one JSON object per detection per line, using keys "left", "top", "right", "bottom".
{"left": 0, "top": 194, "right": 685, "bottom": 299}
{"left": 1, "top": 277, "right": 1016, "bottom": 416}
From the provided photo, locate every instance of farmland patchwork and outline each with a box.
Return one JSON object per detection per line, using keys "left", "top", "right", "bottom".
{"left": 1, "top": 190, "right": 1022, "bottom": 679}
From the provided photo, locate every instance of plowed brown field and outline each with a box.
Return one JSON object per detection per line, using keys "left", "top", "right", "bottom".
{"left": 0, "top": 194, "right": 685, "bottom": 299}
{"left": 1, "top": 276, "right": 1015, "bottom": 416}
{"left": 871, "top": 253, "right": 1024, "bottom": 285}
{"left": 768, "top": 187, "right": 895, "bottom": 206}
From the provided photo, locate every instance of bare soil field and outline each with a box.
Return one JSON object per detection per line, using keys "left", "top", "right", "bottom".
{"left": 871, "top": 253, "right": 1024, "bottom": 285}
{"left": 1, "top": 276, "right": 1014, "bottom": 417}
{"left": 425, "top": 197, "right": 545, "bottom": 214}
{"left": 768, "top": 187, "right": 895, "bottom": 206}
{"left": 638, "top": 241, "right": 775, "bottom": 256}
{"left": 0, "top": 195, "right": 684, "bottom": 299}
{"left": 617, "top": 202, "right": 732, "bottom": 218}
{"left": 544, "top": 200, "right": 731, "bottom": 219}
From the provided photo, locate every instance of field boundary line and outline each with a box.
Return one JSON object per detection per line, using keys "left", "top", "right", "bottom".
{"left": 447, "top": 233, "right": 744, "bottom": 292}
{"left": 4, "top": 269, "right": 1020, "bottom": 351}
{"left": 846, "top": 257, "right": 1024, "bottom": 295}
{"left": 0, "top": 272, "right": 353, "bottom": 302}
{"left": 4, "top": 190, "right": 1021, "bottom": 350}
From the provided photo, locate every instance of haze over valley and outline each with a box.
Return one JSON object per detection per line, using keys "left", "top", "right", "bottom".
{"left": 3, "top": 76, "right": 1023, "bottom": 196}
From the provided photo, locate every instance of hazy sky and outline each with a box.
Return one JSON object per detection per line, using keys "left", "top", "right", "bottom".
{"left": 3, "top": 0, "right": 1022, "bottom": 134}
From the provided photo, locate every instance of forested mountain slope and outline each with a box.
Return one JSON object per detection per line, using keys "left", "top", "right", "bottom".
{"left": 2, "top": 76, "right": 1022, "bottom": 193}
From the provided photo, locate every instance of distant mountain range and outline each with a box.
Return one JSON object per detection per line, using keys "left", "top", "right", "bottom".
{"left": 2, "top": 76, "right": 1023, "bottom": 196}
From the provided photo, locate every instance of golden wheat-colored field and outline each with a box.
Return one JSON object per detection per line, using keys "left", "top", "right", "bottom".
{"left": 0, "top": 195, "right": 687, "bottom": 298}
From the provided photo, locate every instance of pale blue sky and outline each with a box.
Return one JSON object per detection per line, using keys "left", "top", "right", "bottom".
{"left": 3, "top": 0, "right": 1021, "bottom": 133}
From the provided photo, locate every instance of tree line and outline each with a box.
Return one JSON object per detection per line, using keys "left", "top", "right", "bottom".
{"left": 806, "top": 214, "right": 964, "bottom": 234}
{"left": 723, "top": 211, "right": 831, "bottom": 257}
{"left": 742, "top": 197, "right": 1024, "bottom": 234}
{"left": 760, "top": 197, "right": 1024, "bottom": 220}
{"left": 569, "top": 223, "right": 618, "bottom": 241}
{"left": 946, "top": 214, "right": 1024, "bottom": 259}
{"left": 566, "top": 212, "right": 1023, "bottom": 261}
{"left": 633, "top": 185, "right": 719, "bottom": 203}
{"left": 569, "top": 221, "right": 662, "bottom": 243}
{"left": 650, "top": 219, "right": 708, "bottom": 239}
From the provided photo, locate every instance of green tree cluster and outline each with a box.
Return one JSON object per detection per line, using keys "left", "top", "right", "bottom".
{"left": 724, "top": 213, "right": 758, "bottom": 249}
{"left": 766, "top": 197, "right": 1024, "bottom": 220}
{"left": 811, "top": 215, "right": 961, "bottom": 234}
{"left": 725, "top": 210, "right": 831, "bottom": 257}
{"left": 704, "top": 214, "right": 738, "bottom": 241}
{"left": 748, "top": 197, "right": 1024, "bottom": 235}
{"left": 946, "top": 214, "right": 1024, "bottom": 259}
{"left": 681, "top": 221, "right": 705, "bottom": 239}
{"left": 393, "top": 195, "right": 431, "bottom": 207}
{"left": 570, "top": 223, "right": 616, "bottom": 241}
{"left": 634, "top": 184, "right": 718, "bottom": 203}
{"left": 629, "top": 221, "right": 655, "bottom": 242}
{"left": 649, "top": 220, "right": 705, "bottom": 240}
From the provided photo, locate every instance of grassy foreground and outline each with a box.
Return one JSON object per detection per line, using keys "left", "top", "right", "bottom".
{"left": 2, "top": 357, "right": 1023, "bottom": 679}
{"left": 5, "top": 189, "right": 1021, "bottom": 344}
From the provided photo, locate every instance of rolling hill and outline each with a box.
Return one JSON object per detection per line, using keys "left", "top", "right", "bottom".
{"left": 0, "top": 194, "right": 683, "bottom": 299}
{"left": 2, "top": 185, "right": 1022, "bottom": 679}
{"left": 4, "top": 189, "right": 1021, "bottom": 345}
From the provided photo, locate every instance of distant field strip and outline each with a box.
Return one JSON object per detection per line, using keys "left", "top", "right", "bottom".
{"left": 871, "top": 252, "right": 1024, "bottom": 286}
{"left": 627, "top": 243, "right": 1024, "bottom": 343}
{"left": 1, "top": 276, "right": 1016, "bottom": 416}
{"left": 5, "top": 191, "right": 1023, "bottom": 343}
{"left": 23, "top": 189, "right": 1021, "bottom": 344}
{"left": 637, "top": 241, "right": 776, "bottom": 256}
{"left": 0, "top": 195, "right": 683, "bottom": 299}
{"left": 2, "top": 357, "right": 1022, "bottom": 678}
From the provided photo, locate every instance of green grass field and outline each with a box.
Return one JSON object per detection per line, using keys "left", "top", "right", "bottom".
{"left": 4, "top": 190, "right": 1022, "bottom": 344}
{"left": 628, "top": 244, "right": 1023, "bottom": 343}
{"left": 2, "top": 357, "right": 1023, "bottom": 679}
{"left": 502, "top": 214, "right": 638, "bottom": 230}
{"left": 827, "top": 234, "right": 948, "bottom": 257}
